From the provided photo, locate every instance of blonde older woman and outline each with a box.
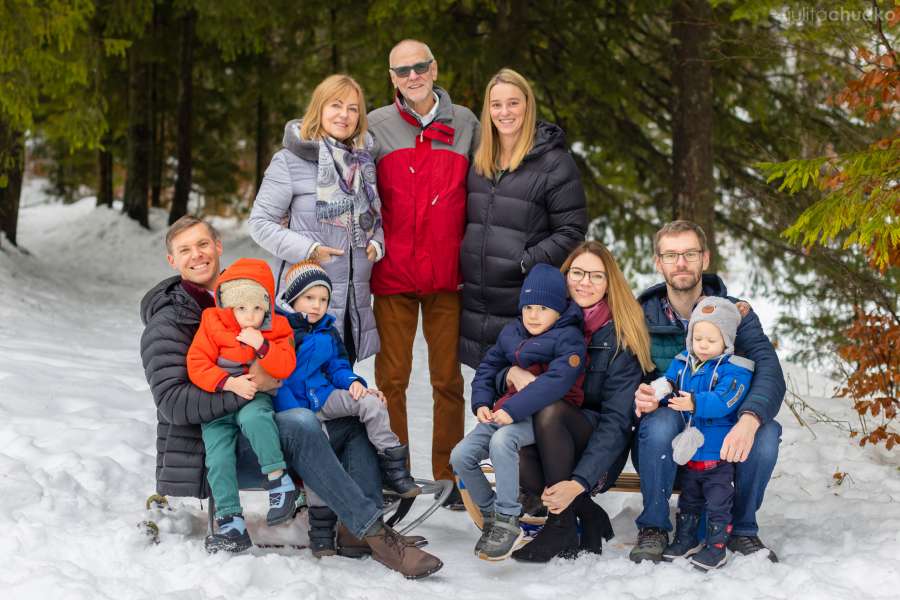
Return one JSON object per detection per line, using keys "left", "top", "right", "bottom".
{"left": 249, "top": 74, "right": 383, "bottom": 365}
{"left": 459, "top": 68, "right": 587, "bottom": 369}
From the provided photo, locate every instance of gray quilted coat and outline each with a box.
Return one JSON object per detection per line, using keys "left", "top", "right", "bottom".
{"left": 248, "top": 120, "right": 382, "bottom": 361}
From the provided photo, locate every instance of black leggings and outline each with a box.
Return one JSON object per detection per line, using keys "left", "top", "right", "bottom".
{"left": 520, "top": 400, "right": 594, "bottom": 494}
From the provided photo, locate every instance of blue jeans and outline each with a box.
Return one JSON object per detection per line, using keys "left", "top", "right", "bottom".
{"left": 235, "top": 408, "right": 382, "bottom": 539}
{"left": 450, "top": 419, "right": 534, "bottom": 517}
{"left": 631, "top": 407, "right": 781, "bottom": 536}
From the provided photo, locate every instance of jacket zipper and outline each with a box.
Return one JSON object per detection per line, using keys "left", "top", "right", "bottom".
{"left": 478, "top": 182, "right": 496, "bottom": 350}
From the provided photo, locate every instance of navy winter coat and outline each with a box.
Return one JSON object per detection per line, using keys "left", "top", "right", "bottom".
{"left": 638, "top": 274, "right": 785, "bottom": 424}
{"left": 471, "top": 301, "right": 586, "bottom": 423}
{"left": 274, "top": 310, "right": 365, "bottom": 413}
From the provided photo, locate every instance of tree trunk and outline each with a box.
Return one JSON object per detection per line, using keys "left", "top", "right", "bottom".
{"left": 124, "top": 42, "right": 151, "bottom": 228}
{"left": 98, "top": 142, "right": 113, "bottom": 208}
{"left": 0, "top": 120, "right": 24, "bottom": 248}
{"left": 170, "top": 9, "right": 196, "bottom": 225}
{"left": 670, "top": 0, "right": 716, "bottom": 258}
{"left": 254, "top": 55, "right": 269, "bottom": 195}
{"left": 330, "top": 8, "right": 339, "bottom": 71}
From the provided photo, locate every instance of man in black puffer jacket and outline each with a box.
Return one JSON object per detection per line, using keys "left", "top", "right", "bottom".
{"left": 459, "top": 120, "right": 587, "bottom": 369}
{"left": 140, "top": 215, "right": 443, "bottom": 577}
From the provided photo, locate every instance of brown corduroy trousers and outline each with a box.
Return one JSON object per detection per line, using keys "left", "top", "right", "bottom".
{"left": 373, "top": 291, "right": 465, "bottom": 482}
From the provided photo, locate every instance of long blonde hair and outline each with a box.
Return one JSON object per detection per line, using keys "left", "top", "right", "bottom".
{"left": 561, "top": 241, "right": 655, "bottom": 374}
{"left": 300, "top": 74, "right": 368, "bottom": 148}
{"left": 473, "top": 68, "right": 537, "bottom": 178}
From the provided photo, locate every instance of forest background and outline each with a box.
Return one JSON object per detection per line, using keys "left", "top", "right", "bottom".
{"left": 0, "top": 0, "right": 896, "bottom": 447}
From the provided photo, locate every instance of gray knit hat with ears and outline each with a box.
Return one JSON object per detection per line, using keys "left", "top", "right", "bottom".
{"left": 686, "top": 296, "right": 742, "bottom": 357}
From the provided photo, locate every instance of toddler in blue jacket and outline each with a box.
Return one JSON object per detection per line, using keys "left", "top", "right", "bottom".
{"left": 274, "top": 261, "right": 418, "bottom": 554}
{"left": 650, "top": 296, "right": 754, "bottom": 571}
{"left": 451, "top": 263, "right": 586, "bottom": 562}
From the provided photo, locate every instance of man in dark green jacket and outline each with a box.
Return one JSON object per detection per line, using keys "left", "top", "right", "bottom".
{"left": 629, "top": 221, "right": 785, "bottom": 564}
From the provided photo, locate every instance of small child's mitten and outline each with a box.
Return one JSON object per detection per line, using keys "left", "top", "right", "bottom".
{"left": 672, "top": 423, "right": 705, "bottom": 465}
{"left": 650, "top": 376, "right": 673, "bottom": 400}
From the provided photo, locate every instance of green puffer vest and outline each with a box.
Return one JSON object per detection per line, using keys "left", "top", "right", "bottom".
{"left": 648, "top": 323, "right": 686, "bottom": 376}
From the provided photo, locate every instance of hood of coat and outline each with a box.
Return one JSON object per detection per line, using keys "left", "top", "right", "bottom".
{"left": 524, "top": 120, "right": 567, "bottom": 162}
{"left": 214, "top": 258, "right": 277, "bottom": 330}
{"left": 282, "top": 118, "right": 375, "bottom": 162}
{"left": 141, "top": 275, "right": 183, "bottom": 326}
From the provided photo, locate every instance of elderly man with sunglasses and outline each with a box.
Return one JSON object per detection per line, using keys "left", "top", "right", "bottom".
{"left": 629, "top": 220, "right": 785, "bottom": 565}
{"left": 367, "top": 39, "right": 480, "bottom": 508}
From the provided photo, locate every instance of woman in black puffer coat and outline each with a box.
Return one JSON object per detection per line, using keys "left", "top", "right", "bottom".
{"left": 459, "top": 68, "right": 587, "bottom": 369}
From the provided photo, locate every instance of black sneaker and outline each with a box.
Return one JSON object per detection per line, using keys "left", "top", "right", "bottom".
{"left": 727, "top": 535, "right": 779, "bottom": 562}
{"left": 629, "top": 527, "right": 669, "bottom": 563}
{"left": 441, "top": 483, "right": 466, "bottom": 511}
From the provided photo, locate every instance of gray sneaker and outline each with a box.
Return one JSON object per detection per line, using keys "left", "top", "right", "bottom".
{"left": 629, "top": 527, "right": 669, "bottom": 563}
{"left": 473, "top": 512, "right": 496, "bottom": 556}
{"left": 478, "top": 512, "right": 524, "bottom": 561}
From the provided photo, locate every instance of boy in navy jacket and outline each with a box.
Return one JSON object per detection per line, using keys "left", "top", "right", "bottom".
{"left": 451, "top": 264, "right": 586, "bottom": 561}
{"left": 650, "top": 296, "right": 753, "bottom": 571}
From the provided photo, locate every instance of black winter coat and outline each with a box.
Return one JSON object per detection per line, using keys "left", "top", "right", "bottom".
{"left": 140, "top": 276, "right": 248, "bottom": 498}
{"left": 459, "top": 121, "right": 587, "bottom": 368}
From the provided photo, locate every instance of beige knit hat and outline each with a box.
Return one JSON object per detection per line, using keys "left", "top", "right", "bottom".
{"left": 219, "top": 278, "right": 269, "bottom": 309}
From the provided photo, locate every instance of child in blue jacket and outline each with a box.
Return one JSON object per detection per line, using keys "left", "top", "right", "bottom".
{"left": 451, "top": 264, "right": 586, "bottom": 562}
{"left": 650, "top": 296, "right": 754, "bottom": 571}
{"left": 274, "top": 261, "right": 418, "bottom": 554}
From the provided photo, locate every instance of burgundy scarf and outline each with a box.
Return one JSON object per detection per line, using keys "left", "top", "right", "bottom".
{"left": 582, "top": 299, "right": 612, "bottom": 346}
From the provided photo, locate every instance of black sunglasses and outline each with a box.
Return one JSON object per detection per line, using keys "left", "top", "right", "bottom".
{"left": 390, "top": 59, "right": 433, "bottom": 78}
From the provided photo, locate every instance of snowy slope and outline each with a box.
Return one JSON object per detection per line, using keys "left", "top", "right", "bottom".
{"left": 0, "top": 190, "right": 897, "bottom": 600}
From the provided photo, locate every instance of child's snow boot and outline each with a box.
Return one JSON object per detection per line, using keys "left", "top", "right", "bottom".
{"left": 205, "top": 514, "right": 252, "bottom": 554}
{"left": 308, "top": 505, "right": 338, "bottom": 557}
{"left": 378, "top": 445, "right": 420, "bottom": 498}
{"left": 691, "top": 522, "right": 731, "bottom": 571}
{"left": 663, "top": 512, "right": 703, "bottom": 561}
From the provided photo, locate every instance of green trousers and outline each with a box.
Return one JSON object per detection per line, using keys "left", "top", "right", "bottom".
{"left": 201, "top": 393, "right": 286, "bottom": 519}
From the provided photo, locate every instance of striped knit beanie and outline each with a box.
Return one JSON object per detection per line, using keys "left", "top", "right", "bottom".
{"left": 282, "top": 260, "right": 332, "bottom": 306}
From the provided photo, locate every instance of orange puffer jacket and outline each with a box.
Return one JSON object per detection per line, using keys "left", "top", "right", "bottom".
{"left": 187, "top": 258, "right": 296, "bottom": 393}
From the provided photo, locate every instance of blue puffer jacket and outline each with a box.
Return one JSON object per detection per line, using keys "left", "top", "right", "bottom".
{"left": 663, "top": 350, "right": 754, "bottom": 461}
{"left": 638, "top": 274, "right": 785, "bottom": 424}
{"left": 274, "top": 310, "right": 366, "bottom": 413}
{"left": 471, "top": 301, "right": 586, "bottom": 423}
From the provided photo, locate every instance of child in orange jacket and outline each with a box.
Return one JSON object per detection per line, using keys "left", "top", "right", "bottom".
{"left": 187, "top": 257, "right": 299, "bottom": 553}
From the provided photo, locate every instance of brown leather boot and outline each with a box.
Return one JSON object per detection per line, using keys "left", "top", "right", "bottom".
{"left": 363, "top": 521, "right": 443, "bottom": 579}
{"left": 337, "top": 524, "right": 428, "bottom": 558}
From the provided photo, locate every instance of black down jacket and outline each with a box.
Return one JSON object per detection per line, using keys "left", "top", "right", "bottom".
{"left": 459, "top": 121, "right": 587, "bottom": 368}
{"left": 139, "top": 276, "right": 248, "bottom": 498}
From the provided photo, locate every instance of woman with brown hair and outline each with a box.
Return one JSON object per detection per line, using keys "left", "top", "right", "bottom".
{"left": 508, "top": 241, "right": 655, "bottom": 562}
{"left": 458, "top": 68, "right": 587, "bottom": 369}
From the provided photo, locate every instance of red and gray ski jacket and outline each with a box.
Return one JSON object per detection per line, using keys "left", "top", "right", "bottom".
{"left": 368, "top": 87, "right": 480, "bottom": 296}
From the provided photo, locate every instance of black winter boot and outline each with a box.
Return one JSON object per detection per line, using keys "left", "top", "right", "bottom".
{"left": 573, "top": 494, "right": 614, "bottom": 555}
{"left": 265, "top": 472, "right": 302, "bottom": 526}
{"left": 308, "top": 505, "right": 338, "bottom": 558}
{"left": 379, "top": 445, "right": 420, "bottom": 498}
{"left": 511, "top": 506, "right": 579, "bottom": 563}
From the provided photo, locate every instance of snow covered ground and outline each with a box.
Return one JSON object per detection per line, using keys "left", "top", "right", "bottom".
{"left": 0, "top": 190, "right": 897, "bottom": 599}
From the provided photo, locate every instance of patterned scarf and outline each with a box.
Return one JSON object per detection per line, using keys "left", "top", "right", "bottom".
{"left": 315, "top": 137, "right": 382, "bottom": 248}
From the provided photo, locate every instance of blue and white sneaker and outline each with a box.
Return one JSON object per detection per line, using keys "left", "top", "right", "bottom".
{"left": 266, "top": 473, "right": 301, "bottom": 526}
